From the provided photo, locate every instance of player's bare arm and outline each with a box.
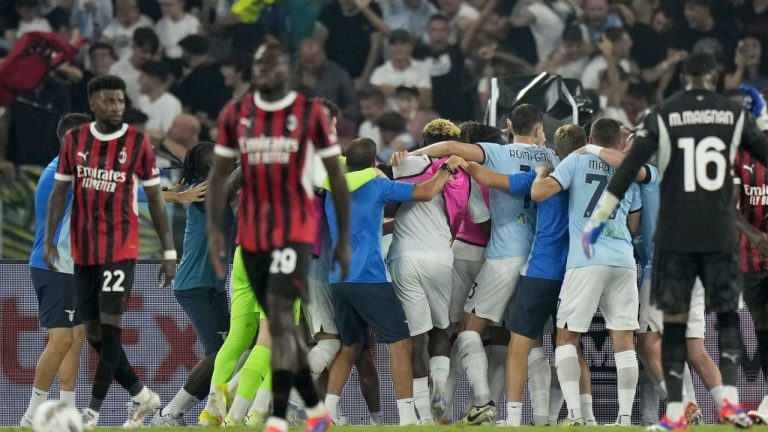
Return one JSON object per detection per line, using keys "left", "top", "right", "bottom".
{"left": 464, "top": 161, "right": 510, "bottom": 190}
{"left": 411, "top": 156, "right": 467, "bottom": 201}
{"left": 206, "top": 154, "right": 236, "bottom": 278}
{"left": 43, "top": 180, "right": 70, "bottom": 270}
{"left": 627, "top": 211, "right": 641, "bottom": 233}
{"left": 408, "top": 140, "right": 485, "bottom": 163}
{"left": 531, "top": 167, "right": 562, "bottom": 202}
{"left": 322, "top": 155, "right": 352, "bottom": 281}
{"left": 580, "top": 145, "right": 649, "bottom": 182}
{"left": 145, "top": 184, "right": 176, "bottom": 286}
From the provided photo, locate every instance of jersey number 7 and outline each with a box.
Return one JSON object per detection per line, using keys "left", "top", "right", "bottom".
{"left": 584, "top": 173, "right": 618, "bottom": 219}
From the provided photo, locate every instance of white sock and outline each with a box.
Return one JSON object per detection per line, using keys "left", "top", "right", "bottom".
{"left": 308, "top": 339, "right": 341, "bottom": 380}
{"left": 667, "top": 401, "right": 685, "bottom": 420}
{"left": 251, "top": 387, "right": 272, "bottom": 413}
{"left": 228, "top": 396, "right": 251, "bottom": 422}
{"left": 305, "top": 402, "right": 326, "bottom": 418}
{"left": 457, "top": 331, "right": 491, "bottom": 405}
{"left": 548, "top": 364, "right": 564, "bottom": 425}
{"left": 710, "top": 385, "right": 726, "bottom": 407}
{"left": 723, "top": 385, "right": 739, "bottom": 404}
{"left": 227, "top": 373, "right": 241, "bottom": 396}
{"left": 639, "top": 368, "right": 660, "bottom": 425}
{"left": 615, "top": 350, "right": 639, "bottom": 417}
{"left": 580, "top": 394, "right": 595, "bottom": 422}
{"left": 370, "top": 411, "right": 382, "bottom": 425}
{"left": 25, "top": 387, "right": 48, "bottom": 418}
{"left": 325, "top": 394, "right": 340, "bottom": 423}
{"left": 759, "top": 394, "right": 768, "bottom": 413}
{"left": 266, "top": 417, "right": 288, "bottom": 432}
{"left": 528, "top": 347, "right": 551, "bottom": 425}
{"left": 487, "top": 345, "right": 507, "bottom": 405}
{"left": 683, "top": 363, "right": 697, "bottom": 405}
{"left": 60, "top": 390, "right": 75, "bottom": 407}
{"left": 131, "top": 386, "right": 151, "bottom": 403}
{"left": 289, "top": 388, "right": 305, "bottom": 409}
{"left": 658, "top": 379, "right": 668, "bottom": 400}
{"left": 555, "top": 345, "right": 582, "bottom": 420}
{"left": 506, "top": 401, "right": 523, "bottom": 426}
{"left": 397, "top": 398, "right": 418, "bottom": 425}
{"left": 444, "top": 343, "right": 463, "bottom": 421}
{"left": 163, "top": 389, "right": 199, "bottom": 416}
{"left": 429, "top": 355, "right": 450, "bottom": 394}
{"left": 413, "top": 377, "right": 433, "bottom": 423}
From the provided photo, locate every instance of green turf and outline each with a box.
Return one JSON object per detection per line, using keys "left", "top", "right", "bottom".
{"left": 2, "top": 426, "right": 760, "bottom": 431}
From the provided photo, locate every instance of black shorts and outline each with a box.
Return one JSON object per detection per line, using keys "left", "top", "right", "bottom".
{"left": 742, "top": 272, "right": 768, "bottom": 320}
{"left": 174, "top": 288, "right": 230, "bottom": 355}
{"left": 651, "top": 250, "right": 739, "bottom": 314}
{"left": 330, "top": 282, "right": 410, "bottom": 346}
{"left": 504, "top": 276, "right": 561, "bottom": 339}
{"left": 241, "top": 242, "right": 311, "bottom": 315}
{"left": 31, "top": 267, "right": 81, "bottom": 329}
{"left": 75, "top": 260, "right": 135, "bottom": 322}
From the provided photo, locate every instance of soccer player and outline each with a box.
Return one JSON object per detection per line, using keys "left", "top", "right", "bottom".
{"left": 531, "top": 118, "right": 642, "bottom": 426}
{"left": 584, "top": 53, "right": 768, "bottom": 429}
{"left": 20, "top": 113, "right": 91, "bottom": 426}
{"left": 44, "top": 75, "right": 176, "bottom": 428}
{"left": 206, "top": 41, "right": 351, "bottom": 432}
{"left": 404, "top": 104, "right": 555, "bottom": 424}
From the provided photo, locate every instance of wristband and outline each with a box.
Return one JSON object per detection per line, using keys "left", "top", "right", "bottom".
{"left": 585, "top": 144, "right": 602, "bottom": 156}
{"left": 163, "top": 250, "right": 177, "bottom": 260}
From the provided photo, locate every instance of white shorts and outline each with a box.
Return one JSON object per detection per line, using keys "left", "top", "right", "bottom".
{"left": 389, "top": 258, "right": 453, "bottom": 336}
{"left": 451, "top": 258, "right": 484, "bottom": 323}
{"left": 307, "top": 275, "right": 337, "bottom": 336}
{"left": 637, "top": 275, "right": 706, "bottom": 339}
{"left": 464, "top": 256, "right": 526, "bottom": 324}
{"left": 557, "top": 266, "right": 639, "bottom": 333}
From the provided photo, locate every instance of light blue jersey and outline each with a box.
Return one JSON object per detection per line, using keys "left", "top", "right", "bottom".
{"left": 636, "top": 165, "right": 660, "bottom": 274}
{"left": 30, "top": 157, "right": 74, "bottom": 274}
{"left": 477, "top": 141, "right": 557, "bottom": 260}
{"left": 551, "top": 152, "right": 642, "bottom": 270}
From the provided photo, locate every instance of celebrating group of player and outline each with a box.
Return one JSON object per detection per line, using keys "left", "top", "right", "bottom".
{"left": 16, "top": 37, "right": 768, "bottom": 432}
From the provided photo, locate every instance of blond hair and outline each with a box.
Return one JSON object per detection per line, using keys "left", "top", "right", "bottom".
{"left": 554, "top": 124, "right": 586, "bottom": 157}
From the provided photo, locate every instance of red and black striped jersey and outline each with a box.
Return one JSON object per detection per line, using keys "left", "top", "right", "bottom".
{"left": 216, "top": 91, "right": 341, "bottom": 253}
{"left": 735, "top": 149, "right": 768, "bottom": 273}
{"left": 55, "top": 122, "right": 160, "bottom": 266}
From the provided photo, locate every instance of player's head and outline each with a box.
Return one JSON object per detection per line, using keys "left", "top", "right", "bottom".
{"left": 588, "top": 117, "right": 622, "bottom": 149}
{"left": 316, "top": 97, "right": 340, "bottom": 133}
{"left": 508, "top": 104, "right": 544, "bottom": 144}
{"left": 345, "top": 137, "right": 377, "bottom": 172}
{"left": 221, "top": 54, "right": 252, "bottom": 88}
{"left": 682, "top": 52, "right": 718, "bottom": 90}
{"left": 460, "top": 121, "right": 505, "bottom": 144}
{"left": 619, "top": 125, "right": 633, "bottom": 152}
{"left": 553, "top": 124, "right": 586, "bottom": 158}
{"left": 87, "top": 75, "right": 127, "bottom": 128}
{"left": 56, "top": 113, "right": 91, "bottom": 143}
{"left": 183, "top": 141, "right": 214, "bottom": 187}
{"left": 421, "top": 118, "right": 460, "bottom": 147}
{"left": 359, "top": 87, "right": 386, "bottom": 121}
{"left": 252, "top": 41, "right": 290, "bottom": 93}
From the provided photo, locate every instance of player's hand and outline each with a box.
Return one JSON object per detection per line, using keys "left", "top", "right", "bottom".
{"left": 176, "top": 181, "right": 208, "bottom": 204}
{"left": 741, "top": 83, "right": 767, "bottom": 117}
{"left": 44, "top": 242, "right": 59, "bottom": 271}
{"left": 332, "top": 242, "right": 351, "bottom": 281}
{"left": 159, "top": 259, "right": 176, "bottom": 287}
{"left": 535, "top": 165, "right": 553, "bottom": 177}
{"left": 445, "top": 155, "right": 468, "bottom": 171}
{"left": 581, "top": 221, "right": 606, "bottom": 258}
{"left": 208, "top": 227, "right": 229, "bottom": 279}
{"left": 389, "top": 151, "right": 409, "bottom": 167}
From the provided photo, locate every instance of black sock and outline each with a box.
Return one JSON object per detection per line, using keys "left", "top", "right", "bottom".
{"left": 87, "top": 333, "right": 141, "bottom": 396}
{"left": 662, "top": 322, "right": 688, "bottom": 404}
{"left": 757, "top": 330, "right": 768, "bottom": 382}
{"left": 272, "top": 370, "right": 295, "bottom": 419}
{"left": 91, "top": 325, "right": 123, "bottom": 407}
{"left": 183, "top": 352, "right": 217, "bottom": 401}
{"left": 717, "top": 311, "right": 744, "bottom": 387}
{"left": 295, "top": 366, "right": 320, "bottom": 408}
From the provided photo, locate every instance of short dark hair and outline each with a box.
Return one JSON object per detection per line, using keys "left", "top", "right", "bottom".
{"left": 15, "top": 0, "right": 39, "bottom": 9}
{"left": 346, "top": 138, "right": 377, "bottom": 171}
{"left": 88, "top": 42, "right": 117, "bottom": 59}
{"left": 562, "top": 24, "right": 584, "bottom": 44}
{"left": 685, "top": 0, "right": 712, "bottom": 8}
{"left": 316, "top": 98, "right": 340, "bottom": 120}
{"left": 56, "top": 113, "right": 91, "bottom": 141}
{"left": 222, "top": 53, "right": 253, "bottom": 82}
{"left": 132, "top": 27, "right": 159, "bottom": 53}
{"left": 359, "top": 86, "right": 386, "bottom": 105}
{"left": 140, "top": 61, "right": 171, "bottom": 82}
{"left": 509, "top": 104, "right": 543, "bottom": 136}
{"left": 375, "top": 112, "right": 407, "bottom": 133}
{"left": 123, "top": 108, "right": 148, "bottom": 125}
{"left": 395, "top": 86, "right": 419, "bottom": 99}
{"left": 428, "top": 13, "right": 449, "bottom": 25}
{"left": 604, "top": 27, "right": 626, "bottom": 43}
{"left": 683, "top": 52, "right": 718, "bottom": 77}
{"left": 388, "top": 29, "right": 412, "bottom": 45}
{"left": 460, "top": 121, "right": 505, "bottom": 144}
{"left": 590, "top": 117, "right": 622, "bottom": 148}
{"left": 87, "top": 75, "right": 126, "bottom": 99}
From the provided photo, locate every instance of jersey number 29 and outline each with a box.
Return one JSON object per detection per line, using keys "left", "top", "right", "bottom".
{"left": 678, "top": 136, "right": 727, "bottom": 192}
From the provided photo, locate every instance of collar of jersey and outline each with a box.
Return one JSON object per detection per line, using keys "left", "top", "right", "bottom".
{"left": 89, "top": 122, "right": 128, "bottom": 141}
{"left": 323, "top": 168, "right": 377, "bottom": 192}
{"left": 254, "top": 91, "right": 297, "bottom": 111}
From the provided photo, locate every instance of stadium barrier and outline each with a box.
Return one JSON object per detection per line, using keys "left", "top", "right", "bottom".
{"left": 0, "top": 261, "right": 765, "bottom": 426}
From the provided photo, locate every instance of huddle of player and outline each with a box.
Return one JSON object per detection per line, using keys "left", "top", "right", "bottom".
{"left": 18, "top": 40, "right": 768, "bottom": 432}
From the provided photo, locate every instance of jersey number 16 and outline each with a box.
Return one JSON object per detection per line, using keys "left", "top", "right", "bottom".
{"left": 678, "top": 136, "right": 727, "bottom": 192}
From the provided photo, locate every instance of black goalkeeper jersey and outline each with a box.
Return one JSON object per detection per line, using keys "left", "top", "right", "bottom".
{"left": 607, "top": 89, "right": 768, "bottom": 253}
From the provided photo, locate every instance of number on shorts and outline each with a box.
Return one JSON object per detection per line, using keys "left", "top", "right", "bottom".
{"left": 583, "top": 173, "right": 618, "bottom": 219}
{"left": 467, "top": 281, "right": 478, "bottom": 299}
{"left": 102, "top": 270, "right": 125, "bottom": 292}
{"left": 270, "top": 248, "right": 297, "bottom": 275}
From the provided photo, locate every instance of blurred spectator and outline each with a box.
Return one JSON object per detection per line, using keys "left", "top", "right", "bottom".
{"left": 672, "top": 0, "right": 737, "bottom": 62}
{"left": 45, "top": 0, "right": 74, "bottom": 40}
{"left": 580, "top": 0, "right": 623, "bottom": 47}
{"left": 124, "top": 107, "right": 149, "bottom": 132}
{"left": 527, "top": 0, "right": 580, "bottom": 62}
{"left": 628, "top": 7, "right": 673, "bottom": 75}
{"left": 100, "top": 0, "right": 152, "bottom": 60}
{"left": 358, "top": 86, "right": 386, "bottom": 147}
{"left": 160, "top": 112, "right": 201, "bottom": 161}
{"left": 413, "top": 14, "right": 475, "bottom": 122}
{"left": 316, "top": 0, "right": 388, "bottom": 87}
{"left": 287, "top": 0, "right": 322, "bottom": 49}
{"left": 370, "top": 29, "right": 432, "bottom": 109}
{"left": 110, "top": 26, "right": 159, "bottom": 105}
{"left": 69, "top": 42, "right": 117, "bottom": 112}
{"left": 375, "top": 111, "right": 414, "bottom": 162}
{"left": 438, "top": 0, "right": 477, "bottom": 41}
{"left": 581, "top": 27, "right": 637, "bottom": 91}
{"left": 220, "top": 54, "right": 252, "bottom": 101}
{"left": 395, "top": 86, "right": 437, "bottom": 143}
{"left": 489, "top": 0, "right": 539, "bottom": 68}
{"left": 69, "top": 0, "right": 113, "bottom": 40}
{"left": 379, "top": 0, "right": 437, "bottom": 39}
{"left": 4, "top": 0, "right": 52, "bottom": 48}
{"left": 293, "top": 37, "right": 358, "bottom": 120}
{"left": 737, "top": 0, "right": 768, "bottom": 62}
{"left": 536, "top": 24, "right": 590, "bottom": 80}
{"left": 137, "top": 61, "right": 182, "bottom": 133}
{"left": 173, "top": 34, "right": 229, "bottom": 127}
{"left": 155, "top": 0, "right": 200, "bottom": 60}
{"left": 725, "top": 36, "right": 768, "bottom": 90}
